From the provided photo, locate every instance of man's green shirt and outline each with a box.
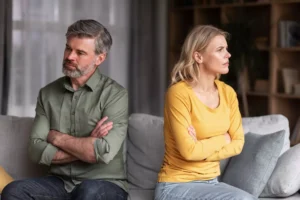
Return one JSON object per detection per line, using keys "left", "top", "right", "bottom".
{"left": 28, "top": 70, "right": 128, "bottom": 192}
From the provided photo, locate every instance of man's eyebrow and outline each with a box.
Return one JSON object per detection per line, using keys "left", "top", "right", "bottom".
{"left": 65, "top": 44, "right": 87, "bottom": 54}
{"left": 77, "top": 49, "right": 87, "bottom": 54}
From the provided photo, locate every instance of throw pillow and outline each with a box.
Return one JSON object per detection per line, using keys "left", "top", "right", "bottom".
{"left": 127, "top": 113, "right": 165, "bottom": 190}
{"left": 222, "top": 130, "right": 285, "bottom": 197}
{"left": 0, "top": 166, "right": 13, "bottom": 193}
{"left": 242, "top": 115, "right": 290, "bottom": 155}
{"left": 260, "top": 144, "right": 300, "bottom": 197}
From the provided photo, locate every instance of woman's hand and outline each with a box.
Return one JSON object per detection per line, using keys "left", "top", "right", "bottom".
{"left": 188, "top": 125, "right": 197, "bottom": 141}
{"left": 224, "top": 132, "right": 231, "bottom": 144}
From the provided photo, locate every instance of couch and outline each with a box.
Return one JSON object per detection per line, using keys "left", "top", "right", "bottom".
{"left": 0, "top": 113, "right": 300, "bottom": 200}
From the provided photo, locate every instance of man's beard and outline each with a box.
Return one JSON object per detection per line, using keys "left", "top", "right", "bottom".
{"left": 62, "top": 59, "right": 96, "bottom": 78}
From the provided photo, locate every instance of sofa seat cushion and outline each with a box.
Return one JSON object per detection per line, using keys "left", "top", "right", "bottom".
{"left": 127, "top": 114, "right": 164, "bottom": 190}
{"left": 222, "top": 131, "right": 285, "bottom": 197}
{"left": 128, "top": 189, "right": 154, "bottom": 200}
{"left": 260, "top": 193, "right": 300, "bottom": 200}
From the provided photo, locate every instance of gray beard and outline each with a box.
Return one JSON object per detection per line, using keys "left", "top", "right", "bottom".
{"left": 62, "top": 61, "right": 96, "bottom": 78}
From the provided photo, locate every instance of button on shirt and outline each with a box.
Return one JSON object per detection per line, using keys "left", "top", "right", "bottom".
{"left": 28, "top": 70, "right": 128, "bottom": 192}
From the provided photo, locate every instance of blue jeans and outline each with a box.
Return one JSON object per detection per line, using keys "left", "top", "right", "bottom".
{"left": 154, "top": 178, "right": 258, "bottom": 200}
{"left": 2, "top": 176, "right": 127, "bottom": 200}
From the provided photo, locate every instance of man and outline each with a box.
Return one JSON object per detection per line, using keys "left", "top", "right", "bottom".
{"left": 2, "top": 19, "right": 128, "bottom": 200}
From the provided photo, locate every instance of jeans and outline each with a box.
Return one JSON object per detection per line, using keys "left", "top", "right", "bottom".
{"left": 154, "top": 178, "right": 258, "bottom": 200}
{"left": 2, "top": 176, "right": 127, "bottom": 200}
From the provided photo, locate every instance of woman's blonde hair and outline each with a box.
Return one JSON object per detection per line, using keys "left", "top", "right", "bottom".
{"left": 170, "top": 25, "right": 229, "bottom": 86}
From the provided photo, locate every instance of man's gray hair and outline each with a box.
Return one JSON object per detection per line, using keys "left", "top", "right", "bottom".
{"left": 65, "top": 19, "right": 113, "bottom": 54}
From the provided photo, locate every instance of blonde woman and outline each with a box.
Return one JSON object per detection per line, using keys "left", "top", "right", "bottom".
{"left": 154, "top": 25, "right": 257, "bottom": 200}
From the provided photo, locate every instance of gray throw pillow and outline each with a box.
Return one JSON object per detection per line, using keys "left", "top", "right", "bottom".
{"left": 127, "top": 114, "right": 165, "bottom": 190}
{"left": 260, "top": 144, "right": 300, "bottom": 197}
{"left": 222, "top": 130, "right": 285, "bottom": 197}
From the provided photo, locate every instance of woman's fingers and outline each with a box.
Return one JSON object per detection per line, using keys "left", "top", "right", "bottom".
{"left": 188, "top": 126, "right": 197, "bottom": 141}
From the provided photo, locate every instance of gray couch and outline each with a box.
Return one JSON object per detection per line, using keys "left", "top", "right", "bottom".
{"left": 0, "top": 114, "right": 300, "bottom": 200}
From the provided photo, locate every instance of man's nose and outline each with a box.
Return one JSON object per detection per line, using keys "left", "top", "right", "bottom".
{"left": 66, "top": 51, "right": 77, "bottom": 60}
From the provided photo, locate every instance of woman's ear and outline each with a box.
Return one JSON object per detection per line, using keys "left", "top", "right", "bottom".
{"left": 193, "top": 51, "right": 203, "bottom": 64}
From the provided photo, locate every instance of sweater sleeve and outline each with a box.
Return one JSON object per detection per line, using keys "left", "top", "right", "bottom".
{"left": 205, "top": 87, "right": 244, "bottom": 162}
{"left": 165, "top": 86, "right": 227, "bottom": 161}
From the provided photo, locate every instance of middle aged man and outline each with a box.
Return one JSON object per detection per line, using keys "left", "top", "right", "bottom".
{"left": 2, "top": 19, "right": 128, "bottom": 200}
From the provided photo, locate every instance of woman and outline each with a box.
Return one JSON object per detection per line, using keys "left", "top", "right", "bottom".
{"left": 154, "top": 25, "right": 257, "bottom": 200}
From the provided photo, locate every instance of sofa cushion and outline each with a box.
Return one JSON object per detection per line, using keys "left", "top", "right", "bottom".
{"left": 222, "top": 131, "right": 285, "bottom": 197}
{"left": 0, "top": 115, "right": 48, "bottom": 180}
{"left": 127, "top": 114, "right": 164, "bottom": 190}
{"left": 260, "top": 193, "right": 300, "bottom": 200}
{"left": 260, "top": 144, "right": 300, "bottom": 197}
{"left": 128, "top": 189, "right": 154, "bottom": 200}
{"left": 219, "top": 114, "right": 290, "bottom": 178}
{"left": 242, "top": 115, "right": 290, "bottom": 155}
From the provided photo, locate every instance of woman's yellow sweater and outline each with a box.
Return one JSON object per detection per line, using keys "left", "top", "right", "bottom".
{"left": 158, "top": 80, "right": 244, "bottom": 182}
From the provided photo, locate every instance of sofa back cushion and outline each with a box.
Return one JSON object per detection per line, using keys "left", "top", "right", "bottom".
{"left": 0, "top": 115, "right": 48, "bottom": 180}
{"left": 126, "top": 113, "right": 290, "bottom": 191}
{"left": 127, "top": 114, "right": 164, "bottom": 190}
{"left": 242, "top": 115, "right": 290, "bottom": 155}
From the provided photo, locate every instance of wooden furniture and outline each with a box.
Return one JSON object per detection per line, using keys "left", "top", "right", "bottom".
{"left": 168, "top": 0, "right": 300, "bottom": 135}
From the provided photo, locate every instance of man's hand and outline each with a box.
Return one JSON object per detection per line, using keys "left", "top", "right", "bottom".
{"left": 224, "top": 132, "right": 231, "bottom": 144}
{"left": 47, "top": 130, "right": 64, "bottom": 145}
{"left": 188, "top": 125, "right": 197, "bottom": 141}
{"left": 90, "top": 116, "right": 113, "bottom": 138}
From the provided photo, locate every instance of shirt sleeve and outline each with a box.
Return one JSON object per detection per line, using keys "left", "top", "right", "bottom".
{"left": 28, "top": 90, "right": 58, "bottom": 166}
{"left": 205, "top": 89, "right": 244, "bottom": 162}
{"left": 166, "top": 86, "right": 227, "bottom": 161}
{"left": 94, "top": 89, "right": 128, "bottom": 164}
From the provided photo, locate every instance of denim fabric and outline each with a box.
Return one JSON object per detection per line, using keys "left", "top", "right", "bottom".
{"left": 2, "top": 176, "right": 127, "bottom": 200}
{"left": 154, "top": 178, "right": 258, "bottom": 200}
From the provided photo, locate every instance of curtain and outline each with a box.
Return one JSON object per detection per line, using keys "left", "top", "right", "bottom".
{"left": 8, "top": 0, "right": 130, "bottom": 117}
{"left": 129, "top": 0, "right": 167, "bottom": 116}
{"left": 0, "top": 0, "right": 12, "bottom": 115}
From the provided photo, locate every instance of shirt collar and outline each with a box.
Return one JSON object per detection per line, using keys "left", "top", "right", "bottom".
{"left": 85, "top": 69, "right": 101, "bottom": 91}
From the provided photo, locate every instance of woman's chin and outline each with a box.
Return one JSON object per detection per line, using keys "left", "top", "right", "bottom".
{"left": 219, "top": 68, "right": 229, "bottom": 75}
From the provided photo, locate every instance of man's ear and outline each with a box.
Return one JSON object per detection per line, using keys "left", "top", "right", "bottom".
{"left": 96, "top": 53, "right": 106, "bottom": 66}
{"left": 193, "top": 51, "right": 203, "bottom": 64}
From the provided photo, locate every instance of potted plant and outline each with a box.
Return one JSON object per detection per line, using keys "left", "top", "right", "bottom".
{"left": 220, "top": 18, "right": 266, "bottom": 116}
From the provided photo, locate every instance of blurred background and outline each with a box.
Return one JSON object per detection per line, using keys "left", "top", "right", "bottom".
{"left": 0, "top": 0, "right": 167, "bottom": 117}
{"left": 1, "top": 0, "right": 300, "bottom": 141}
